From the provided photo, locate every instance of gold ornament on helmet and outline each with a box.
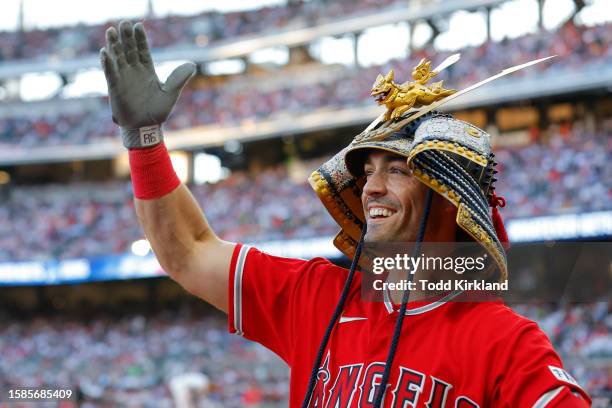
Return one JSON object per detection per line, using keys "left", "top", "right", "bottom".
{"left": 370, "top": 59, "right": 456, "bottom": 122}
{"left": 310, "top": 54, "right": 556, "bottom": 282}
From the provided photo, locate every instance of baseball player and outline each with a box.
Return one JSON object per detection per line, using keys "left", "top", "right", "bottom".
{"left": 100, "top": 21, "right": 592, "bottom": 407}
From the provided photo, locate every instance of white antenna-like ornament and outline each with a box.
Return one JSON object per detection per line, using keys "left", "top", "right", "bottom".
{"left": 400, "top": 55, "right": 556, "bottom": 126}
{"left": 364, "top": 54, "right": 556, "bottom": 133}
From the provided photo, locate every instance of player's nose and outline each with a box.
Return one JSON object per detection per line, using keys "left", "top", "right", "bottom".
{"left": 362, "top": 171, "right": 387, "bottom": 198}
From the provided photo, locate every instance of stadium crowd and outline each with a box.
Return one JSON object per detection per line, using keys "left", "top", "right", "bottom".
{"left": 0, "top": 124, "right": 609, "bottom": 263}
{"left": 0, "top": 20, "right": 610, "bottom": 149}
{"left": 0, "top": 3, "right": 608, "bottom": 406}
{"left": 515, "top": 300, "right": 611, "bottom": 399}
{"left": 495, "top": 123, "right": 612, "bottom": 218}
{"left": 0, "top": 309, "right": 288, "bottom": 407}
{"left": 0, "top": 164, "right": 340, "bottom": 262}
{"left": 0, "top": 300, "right": 609, "bottom": 406}
{"left": 0, "top": 0, "right": 404, "bottom": 62}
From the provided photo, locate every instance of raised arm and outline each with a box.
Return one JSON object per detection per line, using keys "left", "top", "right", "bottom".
{"left": 100, "top": 21, "right": 234, "bottom": 312}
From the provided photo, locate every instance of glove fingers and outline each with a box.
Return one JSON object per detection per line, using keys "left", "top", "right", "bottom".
{"left": 163, "top": 62, "right": 196, "bottom": 94}
{"left": 99, "top": 48, "right": 118, "bottom": 88}
{"left": 106, "top": 26, "right": 126, "bottom": 69}
{"left": 134, "top": 22, "right": 154, "bottom": 70}
{"left": 119, "top": 21, "right": 139, "bottom": 66}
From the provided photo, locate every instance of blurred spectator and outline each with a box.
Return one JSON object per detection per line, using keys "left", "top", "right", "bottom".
{"left": 0, "top": 309, "right": 289, "bottom": 407}
{"left": 0, "top": 123, "right": 609, "bottom": 263}
{"left": 495, "top": 123, "right": 612, "bottom": 218}
{"left": 0, "top": 0, "right": 404, "bottom": 62}
{"left": 514, "top": 300, "right": 611, "bottom": 398}
{"left": 0, "top": 21, "right": 610, "bottom": 148}
{"left": 0, "top": 300, "right": 608, "bottom": 406}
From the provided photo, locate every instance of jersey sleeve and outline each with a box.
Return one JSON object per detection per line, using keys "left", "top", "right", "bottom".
{"left": 490, "top": 317, "right": 591, "bottom": 407}
{"left": 227, "top": 243, "right": 348, "bottom": 365}
{"left": 534, "top": 386, "right": 591, "bottom": 408}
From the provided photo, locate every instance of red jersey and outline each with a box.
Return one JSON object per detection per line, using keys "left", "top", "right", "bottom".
{"left": 227, "top": 244, "right": 591, "bottom": 407}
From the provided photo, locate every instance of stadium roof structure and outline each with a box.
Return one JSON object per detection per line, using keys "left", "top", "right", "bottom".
{"left": 0, "top": 0, "right": 509, "bottom": 79}
{"left": 1, "top": 64, "right": 610, "bottom": 166}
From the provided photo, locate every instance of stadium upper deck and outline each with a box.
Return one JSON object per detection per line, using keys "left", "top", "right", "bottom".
{"left": 0, "top": 0, "right": 402, "bottom": 63}
{"left": 0, "top": 0, "right": 608, "bottom": 262}
{"left": 0, "top": 3, "right": 608, "bottom": 406}
{"left": 0, "top": 19, "right": 609, "bottom": 162}
{"left": 0, "top": 0, "right": 513, "bottom": 78}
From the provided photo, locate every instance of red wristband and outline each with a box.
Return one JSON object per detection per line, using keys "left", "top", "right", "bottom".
{"left": 128, "top": 142, "right": 181, "bottom": 199}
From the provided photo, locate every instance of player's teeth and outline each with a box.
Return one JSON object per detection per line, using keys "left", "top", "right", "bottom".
{"left": 369, "top": 208, "right": 394, "bottom": 218}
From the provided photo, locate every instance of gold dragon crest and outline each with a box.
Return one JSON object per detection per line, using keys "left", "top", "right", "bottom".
{"left": 371, "top": 59, "right": 457, "bottom": 121}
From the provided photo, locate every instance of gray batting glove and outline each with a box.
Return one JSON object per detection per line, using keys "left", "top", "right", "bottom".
{"left": 100, "top": 21, "right": 196, "bottom": 149}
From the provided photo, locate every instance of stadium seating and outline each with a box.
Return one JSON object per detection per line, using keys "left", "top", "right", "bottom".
{"left": 0, "top": 124, "right": 609, "bottom": 262}
{"left": 495, "top": 125, "right": 611, "bottom": 218}
{"left": 0, "top": 0, "right": 403, "bottom": 62}
{"left": 0, "top": 310, "right": 288, "bottom": 407}
{"left": 0, "top": 21, "right": 609, "bottom": 148}
{"left": 0, "top": 301, "right": 607, "bottom": 406}
{"left": 0, "top": 2, "right": 609, "bottom": 405}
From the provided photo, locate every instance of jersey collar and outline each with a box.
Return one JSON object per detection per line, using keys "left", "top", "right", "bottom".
{"left": 383, "top": 288, "right": 463, "bottom": 315}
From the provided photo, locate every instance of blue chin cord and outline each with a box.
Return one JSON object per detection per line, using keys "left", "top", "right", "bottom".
{"left": 372, "top": 188, "right": 434, "bottom": 408}
{"left": 301, "top": 188, "right": 433, "bottom": 408}
{"left": 301, "top": 224, "right": 368, "bottom": 408}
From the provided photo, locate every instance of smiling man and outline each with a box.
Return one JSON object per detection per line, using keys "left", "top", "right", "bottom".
{"left": 358, "top": 150, "right": 464, "bottom": 304}
{"left": 361, "top": 151, "right": 457, "bottom": 244}
{"left": 363, "top": 152, "right": 430, "bottom": 243}
{"left": 100, "top": 21, "right": 591, "bottom": 407}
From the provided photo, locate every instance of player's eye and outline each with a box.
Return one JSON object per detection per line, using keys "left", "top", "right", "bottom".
{"left": 389, "top": 167, "right": 407, "bottom": 175}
